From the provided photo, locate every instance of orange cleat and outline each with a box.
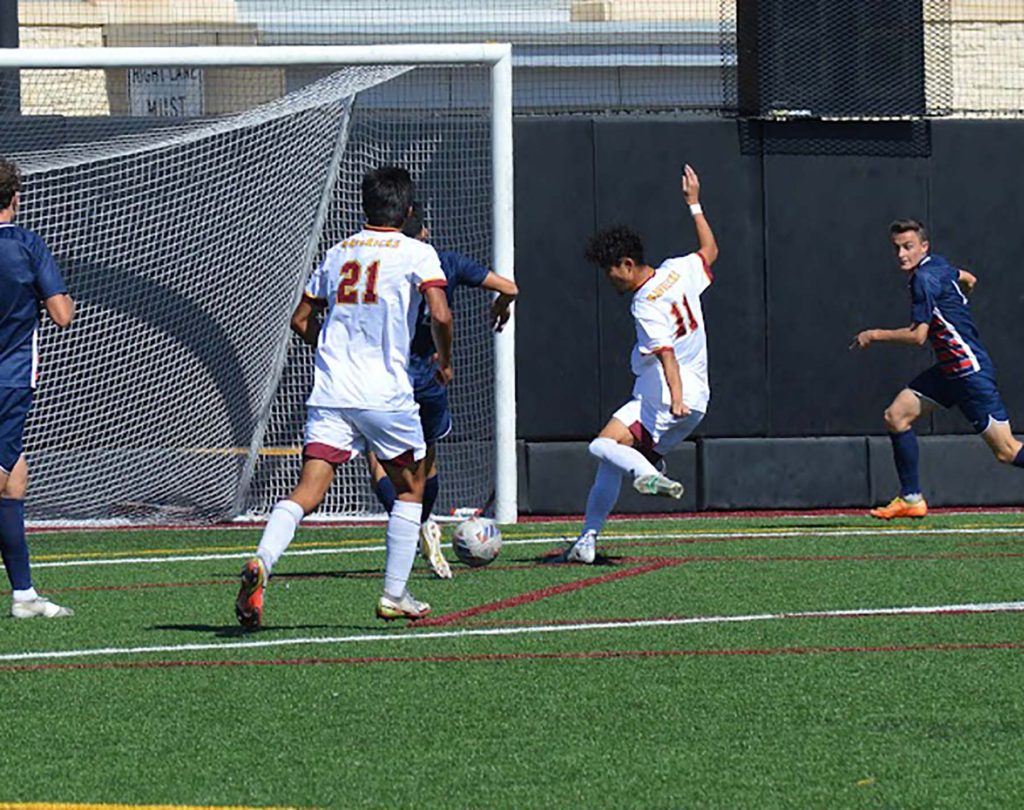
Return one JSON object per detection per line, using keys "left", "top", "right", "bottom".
{"left": 869, "top": 496, "right": 928, "bottom": 520}
{"left": 235, "top": 557, "right": 267, "bottom": 629}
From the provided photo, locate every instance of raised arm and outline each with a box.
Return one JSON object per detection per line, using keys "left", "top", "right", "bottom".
{"left": 424, "top": 285, "right": 454, "bottom": 385}
{"left": 683, "top": 164, "right": 718, "bottom": 267}
{"left": 44, "top": 293, "right": 74, "bottom": 329}
{"left": 481, "top": 270, "right": 518, "bottom": 332}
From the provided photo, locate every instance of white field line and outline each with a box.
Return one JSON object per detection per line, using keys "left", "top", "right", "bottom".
{"left": 30, "top": 525, "right": 1024, "bottom": 569}
{"left": 3, "top": 601, "right": 1023, "bottom": 664}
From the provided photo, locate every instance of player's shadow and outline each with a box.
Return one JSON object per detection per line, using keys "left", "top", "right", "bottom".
{"left": 537, "top": 549, "right": 619, "bottom": 566}
{"left": 149, "top": 622, "right": 342, "bottom": 638}
{"left": 271, "top": 569, "right": 381, "bottom": 581}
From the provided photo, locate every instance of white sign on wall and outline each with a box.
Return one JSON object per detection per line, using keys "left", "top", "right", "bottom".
{"left": 128, "top": 67, "right": 204, "bottom": 117}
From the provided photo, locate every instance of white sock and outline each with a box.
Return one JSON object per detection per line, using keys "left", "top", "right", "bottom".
{"left": 256, "top": 499, "right": 305, "bottom": 576}
{"left": 588, "top": 436, "right": 660, "bottom": 479}
{"left": 12, "top": 587, "right": 38, "bottom": 602}
{"left": 583, "top": 461, "right": 622, "bottom": 535}
{"left": 384, "top": 500, "right": 421, "bottom": 599}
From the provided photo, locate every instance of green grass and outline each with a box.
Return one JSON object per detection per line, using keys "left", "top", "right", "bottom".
{"left": 3, "top": 511, "right": 1024, "bottom": 808}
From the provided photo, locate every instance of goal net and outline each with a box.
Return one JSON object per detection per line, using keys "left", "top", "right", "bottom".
{"left": 2, "top": 45, "right": 515, "bottom": 525}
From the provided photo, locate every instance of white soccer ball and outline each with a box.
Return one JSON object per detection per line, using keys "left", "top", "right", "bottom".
{"left": 452, "top": 517, "right": 502, "bottom": 567}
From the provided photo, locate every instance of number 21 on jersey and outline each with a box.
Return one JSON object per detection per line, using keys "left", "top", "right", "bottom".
{"left": 336, "top": 260, "right": 380, "bottom": 305}
{"left": 670, "top": 295, "right": 698, "bottom": 338}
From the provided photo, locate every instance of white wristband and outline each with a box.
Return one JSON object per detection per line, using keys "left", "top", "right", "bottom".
{"left": 689, "top": 203, "right": 703, "bottom": 216}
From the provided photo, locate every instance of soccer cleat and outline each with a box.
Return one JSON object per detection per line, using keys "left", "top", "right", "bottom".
{"left": 419, "top": 519, "right": 452, "bottom": 579}
{"left": 870, "top": 496, "right": 928, "bottom": 520}
{"left": 565, "top": 530, "right": 597, "bottom": 564}
{"left": 633, "top": 473, "right": 685, "bottom": 499}
{"left": 10, "top": 597, "right": 73, "bottom": 619}
{"left": 376, "top": 591, "right": 432, "bottom": 621}
{"left": 235, "top": 557, "right": 267, "bottom": 629}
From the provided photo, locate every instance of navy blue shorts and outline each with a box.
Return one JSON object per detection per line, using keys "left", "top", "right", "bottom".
{"left": 0, "top": 387, "right": 33, "bottom": 474}
{"left": 415, "top": 382, "right": 453, "bottom": 444}
{"left": 908, "top": 365, "right": 1009, "bottom": 433}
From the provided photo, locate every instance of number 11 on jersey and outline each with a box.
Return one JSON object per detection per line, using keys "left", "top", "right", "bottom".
{"left": 670, "top": 294, "right": 698, "bottom": 337}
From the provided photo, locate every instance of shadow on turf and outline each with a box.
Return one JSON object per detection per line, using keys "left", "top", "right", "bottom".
{"left": 538, "top": 548, "right": 619, "bottom": 566}
{"left": 270, "top": 569, "right": 381, "bottom": 581}
{"left": 148, "top": 622, "right": 348, "bottom": 638}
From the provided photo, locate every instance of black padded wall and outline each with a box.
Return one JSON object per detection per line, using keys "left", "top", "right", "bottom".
{"left": 762, "top": 122, "right": 931, "bottom": 436}
{"left": 512, "top": 119, "right": 602, "bottom": 439}
{"left": 513, "top": 117, "right": 1024, "bottom": 445}
{"left": 929, "top": 121, "right": 1024, "bottom": 435}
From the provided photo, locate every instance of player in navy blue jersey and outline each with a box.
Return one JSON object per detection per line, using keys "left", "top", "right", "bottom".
{"left": 853, "top": 219, "right": 1024, "bottom": 519}
{"left": 0, "top": 158, "right": 75, "bottom": 617}
{"left": 367, "top": 202, "right": 518, "bottom": 577}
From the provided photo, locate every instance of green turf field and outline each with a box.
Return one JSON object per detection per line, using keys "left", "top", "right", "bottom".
{"left": 3, "top": 511, "right": 1024, "bottom": 808}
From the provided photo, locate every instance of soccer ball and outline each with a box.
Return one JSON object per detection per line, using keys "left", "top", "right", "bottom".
{"left": 452, "top": 517, "right": 502, "bottom": 567}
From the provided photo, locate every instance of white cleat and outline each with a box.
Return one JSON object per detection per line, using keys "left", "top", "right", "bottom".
{"left": 11, "top": 597, "right": 74, "bottom": 619}
{"left": 565, "top": 530, "right": 597, "bottom": 564}
{"left": 419, "top": 519, "right": 452, "bottom": 579}
{"left": 376, "top": 590, "right": 432, "bottom": 621}
{"left": 633, "top": 473, "right": 684, "bottom": 499}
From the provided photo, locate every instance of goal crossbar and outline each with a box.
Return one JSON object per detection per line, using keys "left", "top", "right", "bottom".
{"left": 5, "top": 44, "right": 518, "bottom": 524}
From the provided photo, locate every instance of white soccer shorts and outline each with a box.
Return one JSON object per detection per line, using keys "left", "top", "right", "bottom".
{"left": 304, "top": 406, "right": 427, "bottom": 466}
{"left": 612, "top": 397, "right": 704, "bottom": 460}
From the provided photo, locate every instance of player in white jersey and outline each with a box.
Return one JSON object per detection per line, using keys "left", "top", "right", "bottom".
{"left": 235, "top": 166, "right": 454, "bottom": 626}
{"left": 562, "top": 165, "right": 718, "bottom": 564}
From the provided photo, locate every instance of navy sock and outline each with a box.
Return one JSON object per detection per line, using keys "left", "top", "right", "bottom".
{"left": 0, "top": 498, "right": 32, "bottom": 591}
{"left": 1013, "top": 447, "right": 1024, "bottom": 468}
{"left": 422, "top": 474, "right": 439, "bottom": 523}
{"left": 889, "top": 429, "right": 921, "bottom": 497}
{"left": 372, "top": 477, "right": 396, "bottom": 514}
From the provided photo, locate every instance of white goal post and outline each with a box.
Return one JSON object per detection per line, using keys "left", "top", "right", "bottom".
{"left": 0, "top": 44, "right": 517, "bottom": 525}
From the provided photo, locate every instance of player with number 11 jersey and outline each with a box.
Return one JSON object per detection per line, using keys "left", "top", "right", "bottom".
{"left": 560, "top": 164, "right": 718, "bottom": 565}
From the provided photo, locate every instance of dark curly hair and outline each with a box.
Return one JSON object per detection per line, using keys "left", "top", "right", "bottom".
{"left": 584, "top": 225, "right": 645, "bottom": 269}
{"left": 0, "top": 158, "right": 21, "bottom": 210}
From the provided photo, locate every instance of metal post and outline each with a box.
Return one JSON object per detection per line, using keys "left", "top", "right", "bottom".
{"left": 0, "top": 0, "right": 19, "bottom": 118}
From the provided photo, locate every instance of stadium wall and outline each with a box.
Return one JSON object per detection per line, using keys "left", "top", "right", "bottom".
{"left": 513, "top": 116, "right": 1024, "bottom": 511}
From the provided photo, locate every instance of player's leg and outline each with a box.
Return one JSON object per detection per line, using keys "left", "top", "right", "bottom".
{"left": 0, "top": 388, "right": 71, "bottom": 619}
{"left": 416, "top": 443, "right": 451, "bottom": 579}
{"left": 367, "top": 450, "right": 397, "bottom": 514}
{"left": 565, "top": 400, "right": 684, "bottom": 564}
{"left": 357, "top": 408, "right": 435, "bottom": 619}
{"left": 0, "top": 455, "right": 72, "bottom": 619}
{"left": 963, "top": 376, "right": 1024, "bottom": 467}
{"left": 980, "top": 419, "right": 1023, "bottom": 464}
{"left": 871, "top": 373, "right": 942, "bottom": 519}
{"left": 415, "top": 385, "right": 452, "bottom": 578}
{"left": 236, "top": 407, "right": 353, "bottom": 628}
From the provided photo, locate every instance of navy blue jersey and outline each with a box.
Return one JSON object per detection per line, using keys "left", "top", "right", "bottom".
{"left": 408, "top": 249, "right": 489, "bottom": 393}
{"left": 909, "top": 254, "right": 993, "bottom": 379}
{"left": 0, "top": 224, "right": 67, "bottom": 389}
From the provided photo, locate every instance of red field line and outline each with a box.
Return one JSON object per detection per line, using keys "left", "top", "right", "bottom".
{"left": 417, "top": 557, "right": 689, "bottom": 627}
{"left": 5, "top": 640, "right": 1023, "bottom": 673}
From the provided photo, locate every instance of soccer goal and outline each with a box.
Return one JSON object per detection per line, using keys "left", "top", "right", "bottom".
{"left": 0, "top": 44, "right": 516, "bottom": 525}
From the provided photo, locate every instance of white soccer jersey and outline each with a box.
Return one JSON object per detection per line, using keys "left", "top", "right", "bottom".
{"left": 303, "top": 226, "right": 447, "bottom": 410}
{"left": 629, "top": 252, "right": 713, "bottom": 412}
